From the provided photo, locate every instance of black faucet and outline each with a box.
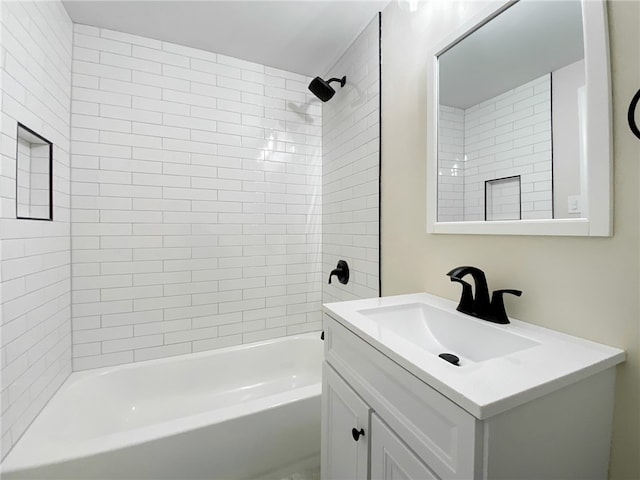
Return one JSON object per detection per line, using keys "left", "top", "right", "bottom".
{"left": 447, "top": 266, "right": 521, "bottom": 324}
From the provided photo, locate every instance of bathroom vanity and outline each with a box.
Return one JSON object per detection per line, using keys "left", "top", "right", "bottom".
{"left": 321, "top": 294, "right": 624, "bottom": 480}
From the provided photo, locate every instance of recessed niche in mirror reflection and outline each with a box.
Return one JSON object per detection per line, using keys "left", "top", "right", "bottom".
{"left": 437, "top": 0, "right": 585, "bottom": 223}
{"left": 485, "top": 175, "right": 521, "bottom": 221}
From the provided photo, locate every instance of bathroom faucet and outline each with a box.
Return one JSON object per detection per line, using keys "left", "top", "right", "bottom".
{"left": 447, "top": 266, "right": 490, "bottom": 317}
{"left": 447, "top": 266, "right": 521, "bottom": 324}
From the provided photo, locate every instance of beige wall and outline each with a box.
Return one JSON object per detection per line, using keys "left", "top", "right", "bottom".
{"left": 380, "top": 0, "right": 639, "bottom": 478}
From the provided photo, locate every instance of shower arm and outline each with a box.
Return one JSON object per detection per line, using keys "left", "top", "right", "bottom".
{"left": 326, "top": 76, "right": 347, "bottom": 88}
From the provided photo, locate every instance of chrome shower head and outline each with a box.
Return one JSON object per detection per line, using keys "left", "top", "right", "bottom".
{"left": 308, "top": 76, "right": 347, "bottom": 102}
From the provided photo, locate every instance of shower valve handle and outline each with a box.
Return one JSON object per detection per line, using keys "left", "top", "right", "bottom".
{"left": 328, "top": 260, "right": 350, "bottom": 285}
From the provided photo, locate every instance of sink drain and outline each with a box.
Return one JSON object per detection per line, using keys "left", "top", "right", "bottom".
{"left": 438, "top": 353, "right": 460, "bottom": 366}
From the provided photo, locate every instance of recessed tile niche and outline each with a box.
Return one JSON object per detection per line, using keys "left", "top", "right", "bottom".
{"left": 16, "top": 123, "right": 53, "bottom": 221}
{"left": 485, "top": 175, "right": 521, "bottom": 221}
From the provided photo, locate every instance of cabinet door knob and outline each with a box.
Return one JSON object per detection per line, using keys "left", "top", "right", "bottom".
{"left": 351, "top": 427, "right": 365, "bottom": 441}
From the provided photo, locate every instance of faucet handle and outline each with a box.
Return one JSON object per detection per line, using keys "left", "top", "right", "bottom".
{"left": 328, "top": 260, "right": 350, "bottom": 285}
{"left": 449, "top": 277, "right": 475, "bottom": 316}
{"left": 487, "top": 289, "right": 522, "bottom": 324}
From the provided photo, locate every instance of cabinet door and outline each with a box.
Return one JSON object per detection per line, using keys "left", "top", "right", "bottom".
{"left": 322, "top": 362, "right": 370, "bottom": 480}
{"left": 370, "top": 414, "right": 440, "bottom": 480}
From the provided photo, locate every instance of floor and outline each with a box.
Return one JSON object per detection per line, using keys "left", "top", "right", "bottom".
{"left": 280, "top": 465, "right": 321, "bottom": 480}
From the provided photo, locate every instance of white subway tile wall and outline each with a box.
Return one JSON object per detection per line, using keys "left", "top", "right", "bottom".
{"left": 70, "top": 25, "right": 322, "bottom": 370}
{"left": 0, "top": 1, "right": 73, "bottom": 458}
{"left": 437, "top": 105, "right": 465, "bottom": 222}
{"left": 322, "top": 15, "right": 380, "bottom": 303}
{"left": 437, "top": 75, "right": 552, "bottom": 221}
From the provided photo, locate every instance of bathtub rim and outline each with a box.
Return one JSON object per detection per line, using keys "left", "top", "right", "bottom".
{"left": 1, "top": 332, "right": 322, "bottom": 474}
{"left": 71, "top": 330, "right": 322, "bottom": 384}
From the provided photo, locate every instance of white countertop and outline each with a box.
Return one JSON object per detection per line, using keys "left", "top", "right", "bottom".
{"left": 323, "top": 293, "right": 625, "bottom": 419}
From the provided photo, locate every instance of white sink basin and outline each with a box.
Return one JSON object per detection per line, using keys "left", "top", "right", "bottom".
{"left": 358, "top": 303, "right": 539, "bottom": 363}
{"left": 323, "top": 293, "right": 625, "bottom": 418}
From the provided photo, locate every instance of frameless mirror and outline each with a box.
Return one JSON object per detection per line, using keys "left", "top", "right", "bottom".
{"left": 427, "top": 0, "right": 612, "bottom": 236}
{"left": 16, "top": 123, "right": 53, "bottom": 221}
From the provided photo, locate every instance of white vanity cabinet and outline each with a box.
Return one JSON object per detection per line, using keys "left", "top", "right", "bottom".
{"left": 322, "top": 364, "right": 440, "bottom": 480}
{"left": 321, "top": 314, "right": 477, "bottom": 480}
{"left": 322, "top": 364, "right": 370, "bottom": 480}
{"left": 370, "top": 414, "right": 438, "bottom": 480}
{"left": 321, "top": 311, "right": 620, "bottom": 480}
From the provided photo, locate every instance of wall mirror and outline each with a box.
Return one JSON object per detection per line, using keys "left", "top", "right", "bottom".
{"left": 16, "top": 123, "right": 53, "bottom": 221}
{"left": 426, "top": 0, "right": 612, "bottom": 236}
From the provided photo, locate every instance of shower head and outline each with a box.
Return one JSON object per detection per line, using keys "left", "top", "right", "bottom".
{"left": 308, "top": 76, "right": 347, "bottom": 102}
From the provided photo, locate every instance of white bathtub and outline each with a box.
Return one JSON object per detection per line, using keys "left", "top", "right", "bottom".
{"left": 1, "top": 333, "right": 322, "bottom": 479}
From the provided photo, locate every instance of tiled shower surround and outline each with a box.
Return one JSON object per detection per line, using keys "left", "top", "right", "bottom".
{"left": 322, "top": 15, "right": 380, "bottom": 303}
{"left": 70, "top": 25, "right": 323, "bottom": 370}
{"left": 0, "top": 0, "right": 73, "bottom": 458}
{"left": 1, "top": 0, "right": 380, "bottom": 460}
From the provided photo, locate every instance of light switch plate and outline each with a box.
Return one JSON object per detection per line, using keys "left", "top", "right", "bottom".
{"left": 568, "top": 195, "right": 582, "bottom": 214}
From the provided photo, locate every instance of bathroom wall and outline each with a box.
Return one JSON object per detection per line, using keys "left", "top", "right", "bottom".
{"left": 70, "top": 25, "right": 322, "bottom": 370}
{"left": 381, "top": 1, "right": 639, "bottom": 478}
{"left": 0, "top": 0, "right": 73, "bottom": 458}
{"left": 322, "top": 14, "right": 380, "bottom": 303}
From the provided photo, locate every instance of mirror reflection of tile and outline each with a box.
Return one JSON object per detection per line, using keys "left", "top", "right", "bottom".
{"left": 438, "top": 75, "right": 553, "bottom": 222}
{"left": 436, "top": 0, "right": 586, "bottom": 224}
